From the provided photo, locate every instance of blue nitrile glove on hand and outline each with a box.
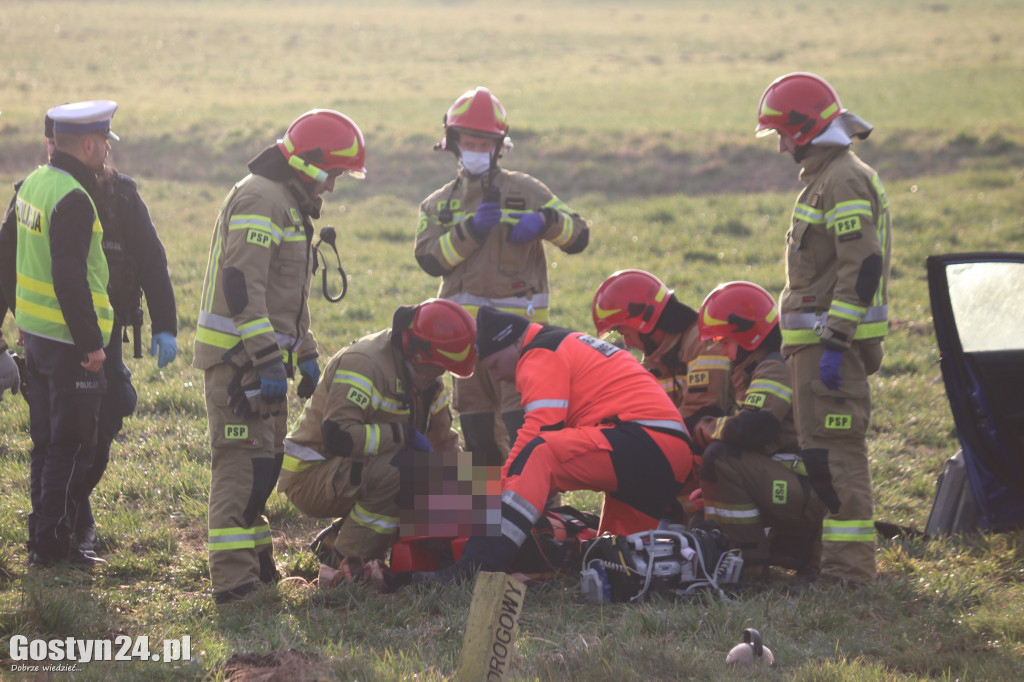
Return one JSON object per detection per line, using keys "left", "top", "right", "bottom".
{"left": 508, "top": 211, "right": 546, "bottom": 244}
{"left": 819, "top": 348, "right": 844, "bottom": 390}
{"left": 259, "top": 361, "right": 289, "bottom": 401}
{"left": 150, "top": 332, "right": 178, "bottom": 368}
{"left": 468, "top": 202, "right": 502, "bottom": 239}
{"left": 408, "top": 427, "right": 434, "bottom": 453}
{"left": 297, "top": 357, "right": 321, "bottom": 399}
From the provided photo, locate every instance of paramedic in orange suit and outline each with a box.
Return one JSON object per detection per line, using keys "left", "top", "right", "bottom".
{"left": 409, "top": 306, "right": 695, "bottom": 584}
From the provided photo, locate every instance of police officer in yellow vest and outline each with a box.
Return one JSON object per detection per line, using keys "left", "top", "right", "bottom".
{"left": 279, "top": 299, "right": 475, "bottom": 570}
{"left": 11, "top": 100, "right": 117, "bottom": 567}
{"left": 755, "top": 73, "right": 892, "bottom": 585}
{"left": 194, "top": 110, "right": 367, "bottom": 603}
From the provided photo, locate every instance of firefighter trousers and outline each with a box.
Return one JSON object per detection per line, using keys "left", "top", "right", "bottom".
{"left": 453, "top": 365, "right": 524, "bottom": 467}
{"left": 280, "top": 449, "right": 402, "bottom": 562}
{"left": 204, "top": 363, "right": 286, "bottom": 599}
{"left": 791, "top": 340, "right": 882, "bottom": 584}
{"left": 700, "top": 443, "right": 826, "bottom": 570}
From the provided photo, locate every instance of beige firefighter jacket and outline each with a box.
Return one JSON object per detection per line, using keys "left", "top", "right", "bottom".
{"left": 278, "top": 328, "right": 460, "bottom": 487}
{"left": 643, "top": 323, "right": 733, "bottom": 426}
{"left": 705, "top": 350, "right": 800, "bottom": 459}
{"left": 415, "top": 168, "right": 589, "bottom": 322}
{"left": 193, "top": 173, "right": 319, "bottom": 371}
{"left": 780, "top": 146, "right": 892, "bottom": 353}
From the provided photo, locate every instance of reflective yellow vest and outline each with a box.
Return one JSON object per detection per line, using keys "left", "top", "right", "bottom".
{"left": 14, "top": 166, "right": 112, "bottom": 345}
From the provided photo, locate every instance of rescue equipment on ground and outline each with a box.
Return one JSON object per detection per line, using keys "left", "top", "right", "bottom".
{"left": 579, "top": 524, "right": 743, "bottom": 603}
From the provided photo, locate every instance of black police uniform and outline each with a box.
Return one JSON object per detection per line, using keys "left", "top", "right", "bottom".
{"left": 74, "top": 170, "right": 177, "bottom": 549}
{"left": 0, "top": 151, "right": 109, "bottom": 563}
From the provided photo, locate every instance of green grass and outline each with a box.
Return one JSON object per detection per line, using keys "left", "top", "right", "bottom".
{"left": 3, "top": 1, "right": 1024, "bottom": 680}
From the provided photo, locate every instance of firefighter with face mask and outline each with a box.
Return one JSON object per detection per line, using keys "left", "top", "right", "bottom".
{"left": 415, "top": 87, "right": 590, "bottom": 469}
{"left": 592, "top": 269, "right": 733, "bottom": 434}
{"left": 756, "top": 72, "right": 892, "bottom": 585}
{"left": 194, "top": 109, "right": 367, "bottom": 603}
{"left": 278, "top": 299, "right": 474, "bottom": 576}
{"left": 695, "top": 281, "right": 827, "bottom": 580}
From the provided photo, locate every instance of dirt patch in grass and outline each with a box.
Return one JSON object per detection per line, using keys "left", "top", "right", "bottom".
{"left": 3, "top": 128, "right": 1020, "bottom": 205}
{"left": 218, "top": 649, "right": 329, "bottom": 682}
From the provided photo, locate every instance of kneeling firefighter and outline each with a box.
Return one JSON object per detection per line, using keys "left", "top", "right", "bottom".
{"left": 279, "top": 299, "right": 476, "bottom": 579}
{"left": 695, "top": 281, "right": 827, "bottom": 580}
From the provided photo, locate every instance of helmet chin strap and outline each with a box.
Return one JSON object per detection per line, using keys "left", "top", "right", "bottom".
{"left": 288, "top": 154, "right": 328, "bottom": 183}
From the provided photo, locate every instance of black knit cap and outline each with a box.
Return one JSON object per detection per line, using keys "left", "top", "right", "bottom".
{"left": 475, "top": 306, "right": 529, "bottom": 359}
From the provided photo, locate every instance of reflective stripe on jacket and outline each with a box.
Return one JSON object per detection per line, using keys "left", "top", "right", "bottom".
{"left": 279, "top": 329, "right": 459, "bottom": 479}
{"left": 193, "top": 173, "right": 318, "bottom": 370}
{"left": 509, "top": 324, "right": 689, "bottom": 464}
{"left": 780, "top": 147, "right": 892, "bottom": 351}
{"left": 415, "top": 168, "right": 589, "bottom": 322}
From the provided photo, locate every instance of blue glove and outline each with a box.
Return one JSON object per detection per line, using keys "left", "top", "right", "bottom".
{"left": 408, "top": 428, "right": 434, "bottom": 453}
{"left": 297, "top": 358, "right": 321, "bottom": 399}
{"left": 508, "top": 211, "right": 546, "bottom": 244}
{"left": 469, "top": 202, "right": 502, "bottom": 238}
{"left": 150, "top": 332, "right": 178, "bottom": 368}
{"left": 819, "top": 348, "right": 844, "bottom": 390}
{"left": 259, "top": 361, "right": 288, "bottom": 401}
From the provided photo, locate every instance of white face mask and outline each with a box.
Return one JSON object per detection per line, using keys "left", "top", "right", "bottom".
{"left": 460, "top": 150, "right": 492, "bottom": 176}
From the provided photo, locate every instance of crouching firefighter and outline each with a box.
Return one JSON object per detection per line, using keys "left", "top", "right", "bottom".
{"left": 281, "top": 299, "right": 476, "bottom": 585}
{"left": 694, "top": 282, "right": 827, "bottom": 581}
{"left": 405, "top": 307, "right": 695, "bottom": 586}
{"left": 193, "top": 109, "right": 367, "bottom": 604}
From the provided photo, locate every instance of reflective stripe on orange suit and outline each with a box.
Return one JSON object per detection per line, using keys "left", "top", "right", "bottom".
{"left": 501, "top": 324, "right": 694, "bottom": 537}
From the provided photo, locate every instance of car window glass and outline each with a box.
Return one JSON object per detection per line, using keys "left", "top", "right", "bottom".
{"left": 947, "top": 262, "right": 1024, "bottom": 352}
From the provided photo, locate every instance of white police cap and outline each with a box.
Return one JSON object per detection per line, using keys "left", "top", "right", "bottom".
{"left": 47, "top": 100, "right": 119, "bottom": 141}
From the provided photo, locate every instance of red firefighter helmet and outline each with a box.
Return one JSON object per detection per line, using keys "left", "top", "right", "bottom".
{"left": 755, "top": 72, "right": 844, "bottom": 146}
{"left": 402, "top": 299, "right": 477, "bottom": 377}
{"left": 437, "top": 86, "right": 510, "bottom": 153}
{"left": 278, "top": 109, "right": 367, "bottom": 183}
{"left": 698, "top": 281, "right": 779, "bottom": 351}
{"left": 592, "top": 269, "right": 673, "bottom": 337}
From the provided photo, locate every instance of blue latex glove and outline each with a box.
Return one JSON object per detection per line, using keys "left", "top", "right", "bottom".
{"left": 508, "top": 211, "right": 546, "bottom": 244}
{"left": 150, "top": 332, "right": 178, "bottom": 368}
{"left": 297, "top": 358, "right": 321, "bottom": 399}
{"left": 298, "top": 358, "right": 321, "bottom": 387}
{"left": 469, "top": 202, "right": 502, "bottom": 238}
{"left": 408, "top": 428, "right": 434, "bottom": 453}
{"left": 819, "top": 348, "right": 844, "bottom": 390}
{"left": 259, "top": 361, "right": 288, "bottom": 401}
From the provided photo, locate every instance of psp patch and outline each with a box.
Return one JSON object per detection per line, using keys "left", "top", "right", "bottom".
{"left": 246, "top": 229, "right": 272, "bottom": 248}
{"left": 825, "top": 413, "right": 852, "bottom": 430}
{"left": 744, "top": 392, "right": 767, "bottom": 408}
{"left": 347, "top": 386, "right": 371, "bottom": 409}
{"left": 225, "top": 424, "right": 249, "bottom": 439}
{"left": 687, "top": 370, "right": 710, "bottom": 387}
{"left": 772, "top": 480, "right": 788, "bottom": 504}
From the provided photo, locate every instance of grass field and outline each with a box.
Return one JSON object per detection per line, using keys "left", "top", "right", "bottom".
{"left": 2, "top": 1, "right": 1024, "bottom": 680}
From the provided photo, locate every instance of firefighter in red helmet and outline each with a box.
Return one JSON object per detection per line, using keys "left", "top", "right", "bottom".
{"left": 415, "top": 87, "right": 590, "bottom": 469}
{"left": 592, "top": 269, "right": 733, "bottom": 435}
{"left": 194, "top": 109, "right": 367, "bottom": 603}
{"left": 756, "top": 72, "right": 892, "bottom": 585}
{"left": 279, "top": 299, "right": 474, "bottom": 585}
{"left": 694, "top": 281, "right": 827, "bottom": 581}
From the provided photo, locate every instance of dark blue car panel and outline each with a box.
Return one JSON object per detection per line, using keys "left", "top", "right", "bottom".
{"left": 927, "top": 252, "right": 1024, "bottom": 530}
